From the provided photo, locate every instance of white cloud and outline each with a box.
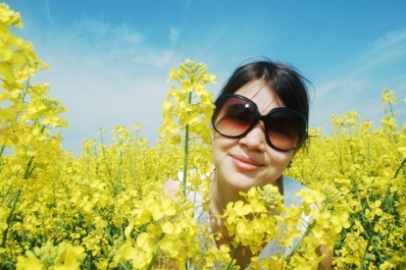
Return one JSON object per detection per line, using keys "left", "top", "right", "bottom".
{"left": 77, "top": 20, "right": 110, "bottom": 35}
{"left": 44, "top": 0, "right": 54, "bottom": 26}
{"left": 36, "top": 50, "right": 172, "bottom": 154}
{"left": 395, "top": 81, "right": 406, "bottom": 94}
{"left": 132, "top": 49, "right": 175, "bottom": 68}
{"left": 24, "top": 18, "right": 186, "bottom": 155}
{"left": 114, "top": 25, "right": 144, "bottom": 45}
{"left": 312, "top": 27, "right": 406, "bottom": 134}
{"left": 72, "top": 20, "right": 145, "bottom": 47}
{"left": 316, "top": 81, "right": 342, "bottom": 98}
{"left": 357, "top": 28, "right": 406, "bottom": 73}
{"left": 369, "top": 28, "right": 406, "bottom": 51}
{"left": 170, "top": 27, "right": 179, "bottom": 43}
{"left": 316, "top": 27, "right": 406, "bottom": 97}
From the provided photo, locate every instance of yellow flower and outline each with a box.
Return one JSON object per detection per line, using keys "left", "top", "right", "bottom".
{"left": 2, "top": 7, "right": 406, "bottom": 268}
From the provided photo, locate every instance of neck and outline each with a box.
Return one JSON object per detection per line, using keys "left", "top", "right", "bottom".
{"left": 210, "top": 172, "right": 243, "bottom": 216}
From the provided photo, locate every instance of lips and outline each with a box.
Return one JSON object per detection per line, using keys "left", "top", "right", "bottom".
{"left": 231, "top": 155, "right": 263, "bottom": 171}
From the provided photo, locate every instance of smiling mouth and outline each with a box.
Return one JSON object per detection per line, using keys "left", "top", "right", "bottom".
{"left": 231, "top": 155, "right": 262, "bottom": 171}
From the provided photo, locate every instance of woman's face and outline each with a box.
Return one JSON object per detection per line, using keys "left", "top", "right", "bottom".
{"left": 212, "top": 79, "right": 295, "bottom": 192}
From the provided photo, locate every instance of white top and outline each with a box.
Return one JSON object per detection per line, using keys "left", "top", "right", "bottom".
{"left": 188, "top": 175, "right": 311, "bottom": 267}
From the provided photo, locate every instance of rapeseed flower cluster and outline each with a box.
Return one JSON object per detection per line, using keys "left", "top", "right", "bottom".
{"left": 160, "top": 59, "right": 215, "bottom": 196}
{"left": 1, "top": 4, "right": 405, "bottom": 269}
{"left": 288, "top": 89, "right": 406, "bottom": 269}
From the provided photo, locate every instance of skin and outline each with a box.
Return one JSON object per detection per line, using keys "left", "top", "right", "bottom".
{"left": 211, "top": 79, "right": 294, "bottom": 215}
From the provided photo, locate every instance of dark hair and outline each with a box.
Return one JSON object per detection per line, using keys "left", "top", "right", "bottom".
{"left": 217, "top": 60, "right": 310, "bottom": 149}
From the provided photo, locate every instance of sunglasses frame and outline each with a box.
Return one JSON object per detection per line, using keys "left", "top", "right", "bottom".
{"left": 212, "top": 94, "right": 308, "bottom": 152}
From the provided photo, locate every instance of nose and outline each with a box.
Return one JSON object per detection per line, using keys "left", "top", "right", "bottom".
{"left": 238, "top": 121, "right": 266, "bottom": 151}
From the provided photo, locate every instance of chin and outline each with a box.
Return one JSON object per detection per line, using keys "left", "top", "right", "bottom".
{"left": 228, "top": 173, "right": 262, "bottom": 191}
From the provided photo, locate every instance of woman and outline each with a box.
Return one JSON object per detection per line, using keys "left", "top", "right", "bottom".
{"left": 165, "top": 60, "right": 332, "bottom": 269}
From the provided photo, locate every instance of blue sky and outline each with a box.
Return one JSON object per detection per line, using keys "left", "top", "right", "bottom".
{"left": 5, "top": 0, "right": 406, "bottom": 155}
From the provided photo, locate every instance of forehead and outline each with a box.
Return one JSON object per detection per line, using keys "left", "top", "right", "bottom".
{"left": 234, "top": 80, "right": 285, "bottom": 113}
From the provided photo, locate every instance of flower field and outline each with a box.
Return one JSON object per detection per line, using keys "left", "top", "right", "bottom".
{"left": 1, "top": 4, "right": 405, "bottom": 269}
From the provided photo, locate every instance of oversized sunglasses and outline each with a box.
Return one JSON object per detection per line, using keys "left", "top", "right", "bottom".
{"left": 212, "top": 94, "right": 308, "bottom": 152}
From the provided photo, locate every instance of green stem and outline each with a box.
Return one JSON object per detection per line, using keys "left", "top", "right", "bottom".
{"left": 359, "top": 235, "right": 372, "bottom": 270}
{"left": 356, "top": 159, "right": 406, "bottom": 267}
{"left": 21, "top": 77, "right": 30, "bottom": 102}
{"left": 226, "top": 242, "right": 241, "bottom": 270}
{"left": 1, "top": 153, "right": 35, "bottom": 248}
{"left": 23, "top": 156, "right": 35, "bottom": 179}
{"left": 182, "top": 91, "right": 192, "bottom": 196}
{"left": 182, "top": 124, "right": 189, "bottom": 196}
{"left": 1, "top": 189, "right": 21, "bottom": 248}
{"left": 381, "top": 158, "right": 406, "bottom": 211}
{"left": 99, "top": 131, "right": 118, "bottom": 196}
{"left": 0, "top": 145, "right": 5, "bottom": 157}
{"left": 0, "top": 184, "right": 12, "bottom": 206}
{"left": 147, "top": 233, "right": 165, "bottom": 270}
{"left": 99, "top": 131, "right": 112, "bottom": 180}
{"left": 286, "top": 221, "right": 316, "bottom": 264}
{"left": 393, "top": 158, "right": 406, "bottom": 179}
{"left": 119, "top": 262, "right": 132, "bottom": 270}
{"left": 358, "top": 225, "right": 384, "bottom": 264}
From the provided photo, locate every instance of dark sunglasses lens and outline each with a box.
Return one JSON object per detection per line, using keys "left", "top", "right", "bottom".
{"left": 214, "top": 97, "right": 256, "bottom": 137}
{"left": 267, "top": 111, "right": 305, "bottom": 150}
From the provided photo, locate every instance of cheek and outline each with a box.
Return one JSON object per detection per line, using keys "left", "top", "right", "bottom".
{"left": 211, "top": 134, "right": 235, "bottom": 165}
{"left": 267, "top": 149, "right": 294, "bottom": 168}
{"left": 211, "top": 136, "right": 226, "bottom": 164}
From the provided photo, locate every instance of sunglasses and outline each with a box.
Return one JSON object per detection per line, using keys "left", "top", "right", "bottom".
{"left": 212, "top": 94, "right": 308, "bottom": 152}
